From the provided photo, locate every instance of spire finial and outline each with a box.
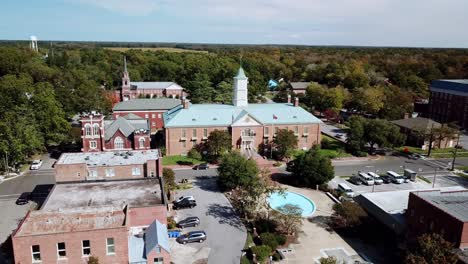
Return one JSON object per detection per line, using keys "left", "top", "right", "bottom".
{"left": 123, "top": 56, "right": 128, "bottom": 72}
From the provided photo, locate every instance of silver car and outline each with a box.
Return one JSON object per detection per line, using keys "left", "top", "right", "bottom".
{"left": 177, "top": 231, "right": 206, "bottom": 244}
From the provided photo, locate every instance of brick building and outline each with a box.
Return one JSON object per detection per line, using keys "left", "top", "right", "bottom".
{"left": 12, "top": 179, "right": 171, "bottom": 264}
{"left": 407, "top": 189, "right": 468, "bottom": 249}
{"left": 112, "top": 98, "right": 181, "bottom": 132}
{"left": 429, "top": 79, "right": 468, "bottom": 130}
{"left": 116, "top": 57, "right": 185, "bottom": 102}
{"left": 81, "top": 112, "right": 151, "bottom": 152}
{"left": 163, "top": 67, "right": 322, "bottom": 155}
{"left": 54, "top": 150, "right": 163, "bottom": 182}
{"left": 289, "top": 82, "right": 309, "bottom": 94}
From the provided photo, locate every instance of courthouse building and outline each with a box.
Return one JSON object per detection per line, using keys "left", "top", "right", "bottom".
{"left": 163, "top": 67, "right": 322, "bottom": 155}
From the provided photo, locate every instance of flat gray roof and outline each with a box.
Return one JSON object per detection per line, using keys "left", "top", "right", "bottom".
{"left": 42, "top": 179, "right": 163, "bottom": 210}
{"left": 413, "top": 189, "right": 468, "bottom": 222}
{"left": 113, "top": 98, "right": 181, "bottom": 111}
{"left": 57, "top": 150, "right": 159, "bottom": 167}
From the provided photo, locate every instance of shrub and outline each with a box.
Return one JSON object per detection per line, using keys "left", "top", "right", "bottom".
{"left": 272, "top": 251, "right": 282, "bottom": 261}
{"left": 177, "top": 160, "right": 193, "bottom": 166}
{"left": 187, "top": 148, "right": 202, "bottom": 160}
{"left": 251, "top": 245, "right": 272, "bottom": 262}
{"left": 274, "top": 233, "right": 287, "bottom": 245}
{"left": 240, "top": 256, "right": 251, "bottom": 264}
{"left": 254, "top": 218, "right": 277, "bottom": 233}
{"left": 321, "top": 138, "right": 332, "bottom": 149}
{"left": 259, "top": 232, "right": 279, "bottom": 250}
{"left": 356, "top": 151, "right": 368, "bottom": 157}
{"left": 167, "top": 217, "right": 176, "bottom": 229}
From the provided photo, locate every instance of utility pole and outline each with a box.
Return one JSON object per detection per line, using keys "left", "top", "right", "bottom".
{"left": 451, "top": 133, "right": 461, "bottom": 171}
{"left": 432, "top": 168, "right": 438, "bottom": 188}
{"left": 427, "top": 123, "right": 435, "bottom": 157}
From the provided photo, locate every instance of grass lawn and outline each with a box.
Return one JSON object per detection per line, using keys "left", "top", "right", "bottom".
{"left": 162, "top": 155, "right": 204, "bottom": 166}
{"left": 398, "top": 146, "right": 468, "bottom": 158}
{"left": 319, "top": 135, "right": 352, "bottom": 158}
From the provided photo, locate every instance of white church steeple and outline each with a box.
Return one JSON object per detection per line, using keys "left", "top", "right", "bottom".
{"left": 233, "top": 66, "right": 248, "bottom": 107}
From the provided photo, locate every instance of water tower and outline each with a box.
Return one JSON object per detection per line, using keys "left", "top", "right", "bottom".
{"left": 30, "top": 35, "right": 38, "bottom": 52}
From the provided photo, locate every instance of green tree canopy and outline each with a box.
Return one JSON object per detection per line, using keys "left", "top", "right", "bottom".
{"left": 289, "top": 146, "right": 334, "bottom": 187}
{"left": 405, "top": 233, "right": 458, "bottom": 264}
{"left": 273, "top": 129, "right": 298, "bottom": 160}
{"left": 206, "top": 129, "right": 232, "bottom": 158}
{"left": 217, "top": 151, "right": 259, "bottom": 190}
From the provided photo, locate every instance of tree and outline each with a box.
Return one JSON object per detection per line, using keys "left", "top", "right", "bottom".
{"left": 217, "top": 151, "right": 259, "bottom": 190}
{"left": 162, "top": 168, "right": 176, "bottom": 192}
{"left": 405, "top": 233, "right": 458, "bottom": 264}
{"left": 187, "top": 148, "right": 202, "bottom": 160}
{"left": 350, "top": 86, "right": 385, "bottom": 115}
{"left": 319, "top": 256, "right": 338, "bottom": 264}
{"left": 206, "top": 130, "right": 232, "bottom": 158}
{"left": 272, "top": 204, "right": 303, "bottom": 235}
{"left": 332, "top": 201, "right": 368, "bottom": 229}
{"left": 289, "top": 146, "right": 334, "bottom": 187}
{"left": 273, "top": 129, "right": 298, "bottom": 160}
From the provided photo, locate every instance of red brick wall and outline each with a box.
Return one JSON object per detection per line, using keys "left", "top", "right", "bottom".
{"left": 407, "top": 192, "right": 466, "bottom": 248}
{"left": 113, "top": 111, "right": 166, "bottom": 131}
{"left": 55, "top": 163, "right": 87, "bottom": 182}
{"left": 133, "top": 134, "right": 151, "bottom": 150}
{"left": 81, "top": 115, "right": 105, "bottom": 152}
{"left": 147, "top": 248, "right": 171, "bottom": 264}
{"left": 13, "top": 227, "right": 128, "bottom": 264}
{"left": 105, "top": 130, "right": 133, "bottom": 151}
{"left": 128, "top": 206, "right": 168, "bottom": 227}
{"left": 165, "top": 127, "right": 229, "bottom": 156}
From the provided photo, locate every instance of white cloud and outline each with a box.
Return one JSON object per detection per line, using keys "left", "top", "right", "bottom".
{"left": 73, "top": 0, "right": 160, "bottom": 16}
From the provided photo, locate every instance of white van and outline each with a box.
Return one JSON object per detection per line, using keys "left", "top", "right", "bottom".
{"left": 387, "top": 171, "right": 404, "bottom": 184}
{"left": 367, "top": 171, "right": 383, "bottom": 185}
{"left": 358, "top": 172, "right": 375, "bottom": 185}
{"left": 338, "top": 183, "right": 356, "bottom": 198}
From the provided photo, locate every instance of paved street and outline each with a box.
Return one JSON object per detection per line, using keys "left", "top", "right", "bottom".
{"left": 320, "top": 123, "right": 348, "bottom": 143}
{"left": 172, "top": 176, "right": 247, "bottom": 264}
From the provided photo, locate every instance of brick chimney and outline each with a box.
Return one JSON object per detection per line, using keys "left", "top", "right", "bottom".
{"left": 294, "top": 97, "right": 299, "bottom": 107}
{"left": 287, "top": 94, "right": 291, "bottom": 104}
{"left": 404, "top": 112, "right": 410, "bottom": 119}
{"left": 183, "top": 99, "right": 189, "bottom": 109}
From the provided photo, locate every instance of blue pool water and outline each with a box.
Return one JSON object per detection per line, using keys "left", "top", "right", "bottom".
{"left": 268, "top": 191, "right": 316, "bottom": 217}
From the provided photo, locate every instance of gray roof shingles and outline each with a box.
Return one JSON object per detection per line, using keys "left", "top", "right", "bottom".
{"left": 113, "top": 99, "right": 181, "bottom": 111}
{"left": 391, "top": 117, "right": 441, "bottom": 133}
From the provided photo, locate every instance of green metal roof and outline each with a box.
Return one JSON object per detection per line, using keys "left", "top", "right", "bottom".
{"left": 163, "top": 103, "right": 322, "bottom": 128}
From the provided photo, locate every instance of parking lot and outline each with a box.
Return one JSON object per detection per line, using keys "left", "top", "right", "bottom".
{"left": 170, "top": 176, "right": 247, "bottom": 264}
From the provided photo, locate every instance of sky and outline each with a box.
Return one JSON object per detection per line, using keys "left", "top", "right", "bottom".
{"left": 1, "top": 0, "right": 467, "bottom": 48}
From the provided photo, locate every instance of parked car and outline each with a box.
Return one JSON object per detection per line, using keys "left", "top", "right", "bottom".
{"left": 173, "top": 198, "right": 197, "bottom": 210}
{"left": 367, "top": 172, "right": 383, "bottom": 185}
{"left": 380, "top": 175, "right": 392, "bottom": 184}
{"left": 409, "top": 153, "right": 426, "bottom": 160}
{"left": 349, "top": 175, "right": 362, "bottom": 185}
{"left": 387, "top": 171, "right": 405, "bottom": 184}
{"left": 175, "top": 196, "right": 194, "bottom": 203}
{"left": 177, "top": 217, "right": 200, "bottom": 228}
{"left": 30, "top": 160, "right": 43, "bottom": 170}
{"left": 196, "top": 163, "right": 209, "bottom": 170}
{"left": 336, "top": 134, "right": 343, "bottom": 138}
{"left": 358, "top": 172, "right": 375, "bottom": 186}
{"left": 176, "top": 231, "right": 207, "bottom": 244}
{"left": 337, "top": 183, "right": 356, "bottom": 198}
{"left": 16, "top": 192, "right": 31, "bottom": 205}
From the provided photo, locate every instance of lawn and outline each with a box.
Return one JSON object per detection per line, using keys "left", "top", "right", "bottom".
{"left": 398, "top": 146, "right": 468, "bottom": 158}
{"left": 162, "top": 155, "right": 204, "bottom": 166}
{"left": 291, "top": 135, "right": 352, "bottom": 159}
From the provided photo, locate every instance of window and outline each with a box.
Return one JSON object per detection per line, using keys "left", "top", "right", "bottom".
{"left": 105, "top": 168, "right": 115, "bottom": 177}
{"left": 145, "top": 114, "right": 149, "bottom": 118}
{"left": 150, "top": 171, "right": 155, "bottom": 177}
{"left": 116, "top": 114, "right": 119, "bottom": 118}
{"left": 139, "top": 138, "right": 145, "bottom": 149}
{"left": 89, "top": 170, "right": 98, "bottom": 178}
{"left": 203, "top": 128, "right": 208, "bottom": 137}
{"left": 154, "top": 246, "right": 161, "bottom": 253}
{"left": 32, "top": 245, "right": 41, "bottom": 262}
{"left": 89, "top": 141, "right": 97, "bottom": 149}
{"left": 114, "top": 137, "right": 124, "bottom": 149}
{"left": 57, "top": 242, "right": 66, "bottom": 258}
{"left": 152, "top": 114, "right": 156, "bottom": 118}
{"left": 264, "top": 127, "right": 269, "bottom": 135}
{"left": 274, "top": 127, "right": 279, "bottom": 135}
{"left": 154, "top": 257, "right": 164, "bottom": 264}
{"left": 82, "top": 240, "right": 91, "bottom": 256}
{"left": 158, "top": 114, "right": 162, "bottom": 118}
{"left": 182, "top": 129, "right": 186, "bottom": 138}
{"left": 182, "top": 141, "right": 186, "bottom": 148}
{"left": 294, "top": 126, "right": 299, "bottom": 134}
{"left": 132, "top": 167, "right": 141, "bottom": 176}
{"left": 304, "top": 127, "right": 308, "bottom": 134}
{"left": 152, "top": 122, "right": 156, "bottom": 127}
{"left": 192, "top": 129, "right": 197, "bottom": 137}
{"left": 93, "top": 125, "right": 99, "bottom": 136}
{"left": 106, "top": 238, "right": 115, "bottom": 255}
{"left": 85, "top": 125, "right": 91, "bottom": 136}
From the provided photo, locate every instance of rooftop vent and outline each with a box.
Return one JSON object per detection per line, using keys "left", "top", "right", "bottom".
{"left": 114, "top": 152, "right": 119, "bottom": 156}
{"left": 192, "top": 118, "right": 196, "bottom": 121}
{"left": 85, "top": 156, "right": 90, "bottom": 160}
{"left": 293, "top": 115, "right": 297, "bottom": 118}
{"left": 124, "top": 155, "right": 128, "bottom": 159}
{"left": 213, "top": 117, "right": 218, "bottom": 120}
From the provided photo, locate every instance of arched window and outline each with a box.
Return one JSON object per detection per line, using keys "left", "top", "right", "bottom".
{"left": 114, "top": 137, "right": 124, "bottom": 149}
{"left": 93, "top": 124, "right": 100, "bottom": 136}
{"left": 139, "top": 138, "right": 145, "bottom": 149}
{"left": 85, "top": 124, "right": 91, "bottom": 136}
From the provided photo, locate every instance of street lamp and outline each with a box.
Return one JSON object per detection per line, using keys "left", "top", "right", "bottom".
{"left": 432, "top": 167, "right": 438, "bottom": 188}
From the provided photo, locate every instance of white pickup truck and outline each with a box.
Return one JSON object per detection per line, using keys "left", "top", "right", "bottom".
{"left": 30, "top": 160, "right": 43, "bottom": 170}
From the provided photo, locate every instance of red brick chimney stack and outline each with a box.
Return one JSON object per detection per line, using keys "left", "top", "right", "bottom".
{"left": 183, "top": 98, "right": 189, "bottom": 109}
{"left": 287, "top": 94, "right": 291, "bottom": 104}
{"left": 294, "top": 97, "right": 299, "bottom": 107}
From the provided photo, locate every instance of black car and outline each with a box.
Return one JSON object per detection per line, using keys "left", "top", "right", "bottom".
{"left": 177, "top": 216, "right": 200, "bottom": 228}
{"left": 176, "top": 231, "right": 207, "bottom": 244}
{"left": 16, "top": 192, "right": 31, "bottom": 205}
{"left": 380, "top": 175, "right": 392, "bottom": 184}
{"left": 197, "top": 163, "right": 209, "bottom": 170}
{"left": 173, "top": 199, "right": 197, "bottom": 210}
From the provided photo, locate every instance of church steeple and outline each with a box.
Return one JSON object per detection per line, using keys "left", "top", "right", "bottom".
{"left": 122, "top": 56, "right": 130, "bottom": 88}
{"left": 232, "top": 66, "right": 248, "bottom": 107}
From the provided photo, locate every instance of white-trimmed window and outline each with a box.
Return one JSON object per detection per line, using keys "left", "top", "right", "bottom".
{"left": 114, "top": 137, "right": 124, "bottom": 149}
{"left": 85, "top": 125, "right": 91, "bottom": 136}
{"left": 132, "top": 167, "right": 141, "bottom": 176}
{"left": 31, "top": 245, "right": 41, "bottom": 262}
{"left": 154, "top": 257, "right": 164, "bottom": 264}
{"left": 152, "top": 122, "right": 156, "bottom": 127}
{"left": 139, "top": 138, "right": 145, "bottom": 149}
{"left": 155, "top": 246, "right": 161, "bottom": 253}
{"left": 304, "top": 127, "right": 309, "bottom": 134}
{"left": 145, "top": 114, "right": 149, "bottom": 118}
{"left": 89, "top": 170, "right": 98, "bottom": 178}
{"left": 82, "top": 240, "right": 91, "bottom": 256}
{"left": 294, "top": 126, "right": 299, "bottom": 135}
{"left": 158, "top": 114, "right": 162, "bottom": 118}
{"left": 203, "top": 128, "right": 208, "bottom": 138}
{"left": 106, "top": 238, "right": 115, "bottom": 255}
{"left": 105, "top": 168, "right": 115, "bottom": 177}
{"left": 182, "top": 129, "right": 186, "bottom": 138}
{"left": 93, "top": 124, "right": 100, "bottom": 136}
{"left": 89, "top": 141, "right": 97, "bottom": 149}
{"left": 192, "top": 129, "right": 197, "bottom": 137}
{"left": 57, "top": 242, "right": 66, "bottom": 258}
{"left": 264, "top": 127, "right": 269, "bottom": 136}
{"left": 152, "top": 114, "right": 156, "bottom": 118}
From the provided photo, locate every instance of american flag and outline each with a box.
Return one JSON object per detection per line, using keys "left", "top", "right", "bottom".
{"left": 273, "top": 114, "right": 278, "bottom": 120}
